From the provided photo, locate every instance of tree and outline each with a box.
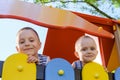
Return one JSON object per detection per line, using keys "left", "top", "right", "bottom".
{"left": 24, "top": 0, "right": 120, "bottom": 19}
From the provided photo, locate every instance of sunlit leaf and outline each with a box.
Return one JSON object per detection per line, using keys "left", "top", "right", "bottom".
{"left": 85, "top": 0, "right": 97, "bottom": 3}
{"left": 113, "top": 0, "right": 120, "bottom": 8}
{"left": 73, "top": 0, "right": 77, "bottom": 3}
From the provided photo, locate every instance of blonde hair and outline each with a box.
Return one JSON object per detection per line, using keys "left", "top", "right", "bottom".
{"left": 75, "top": 35, "right": 96, "bottom": 52}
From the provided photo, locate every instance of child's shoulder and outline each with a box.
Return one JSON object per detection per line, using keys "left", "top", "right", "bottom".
{"left": 38, "top": 54, "right": 49, "bottom": 57}
{"left": 38, "top": 54, "right": 50, "bottom": 60}
{"left": 72, "top": 60, "right": 82, "bottom": 69}
{"left": 72, "top": 60, "right": 81, "bottom": 63}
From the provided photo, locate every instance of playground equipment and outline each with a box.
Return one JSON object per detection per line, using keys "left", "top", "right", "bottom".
{"left": 0, "top": 53, "right": 120, "bottom": 80}
{"left": 2, "top": 53, "right": 36, "bottom": 80}
{"left": 45, "top": 58, "right": 74, "bottom": 80}
{"left": 0, "top": 0, "right": 120, "bottom": 80}
{"left": 82, "top": 62, "right": 109, "bottom": 80}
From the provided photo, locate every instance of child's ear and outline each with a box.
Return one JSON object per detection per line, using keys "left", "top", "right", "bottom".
{"left": 38, "top": 42, "right": 41, "bottom": 49}
{"left": 16, "top": 46, "right": 19, "bottom": 51}
{"left": 96, "top": 50, "right": 98, "bottom": 55}
{"left": 74, "top": 51, "right": 79, "bottom": 58}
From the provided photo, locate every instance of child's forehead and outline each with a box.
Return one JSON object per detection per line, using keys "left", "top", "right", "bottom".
{"left": 17, "top": 30, "right": 38, "bottom": 38}
{"left": 16, "top": 29, "right": 40, "bottom": 42}
{"left": 82, "top": 40, "right": 97, "bottom": 48}
{"left": 82, "top": 37, "right": 93, "bottom": 41}
{"left": 77, "top": 37, "right": 92, "bottom": 43}
{"left": 19, "top": 29, "right": 36, "bottom": 35}
{"left": 21, "top": 29, "right": 34, "bottom": 32}
{"left": 77, "top": 38, "right": 96, "bottom": 46}
{"left": 82, "top": 37, "right": 95, "bottom": 43}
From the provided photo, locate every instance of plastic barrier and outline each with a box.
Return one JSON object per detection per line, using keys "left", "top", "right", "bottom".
{"left": 0, "top": 53, "right": 119, "bottom": 80}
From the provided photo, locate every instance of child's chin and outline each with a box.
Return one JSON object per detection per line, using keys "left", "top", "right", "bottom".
{"left": 86, "top": 60, "right": 92, "bottom": 63}
{"left": 23, "top": 52, "right": 34, "bottom": 55}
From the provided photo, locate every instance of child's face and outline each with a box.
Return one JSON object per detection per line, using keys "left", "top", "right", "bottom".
{"left": 77, "top": 38, "right": 98, "bottom": 63}
{"left": 16, "top": 29, "right": 41, "bottom": 56}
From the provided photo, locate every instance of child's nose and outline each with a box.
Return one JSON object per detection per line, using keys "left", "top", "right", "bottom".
{"left": 87, "top": 50, "right": 92, "bottom": 54}
{"left": 25, "top": 41, "right": 30, "bottom": 46}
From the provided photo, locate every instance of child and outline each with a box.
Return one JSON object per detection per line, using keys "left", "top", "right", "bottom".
{"left": 16, "top": 27, "right": 50, "bottom": 66}
{"left": 72, "top": 35, "right": 98, "bottom": 69}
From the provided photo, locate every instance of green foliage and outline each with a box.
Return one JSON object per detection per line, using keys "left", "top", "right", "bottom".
{"left": 73, "top": 0, "right": 77, "bottom": 3}
{"left": 85, "top": 0, "right": 97, "bottom": 3}
{"left": 113, "top": 0, "right": 120, "bottom": 8}
{"left": 34, "top": 0, "right": 49, "bottom": 4}
{"left": 111, "top": 0, "right": 120, "bottom": 8}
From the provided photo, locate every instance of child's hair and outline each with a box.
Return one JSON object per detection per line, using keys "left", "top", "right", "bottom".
{"left": 16, "top": 27, "right": 40, "bottom": 42}
{"left": 75, "top": 35, "right": 96, "bottom": 52}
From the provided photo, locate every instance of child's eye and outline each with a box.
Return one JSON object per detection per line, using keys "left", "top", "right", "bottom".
{"left": 20, "top": 41, "right": 24, "bottom": 44}
{"left": 30, "top": 39, "right": 34, "bottom": 42}
{"left": 91, "top": 47, "right": 95, "bottom": 50}
{"left": 81, "top": 48, "right": 87, "bottom": 51}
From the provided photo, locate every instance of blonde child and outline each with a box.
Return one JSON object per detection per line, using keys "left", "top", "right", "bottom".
{"left": 16, "top": 27, "right": 50, "bottom": 66}
{"left": 72, "top": 35, "right": 98, "bottom": 69}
